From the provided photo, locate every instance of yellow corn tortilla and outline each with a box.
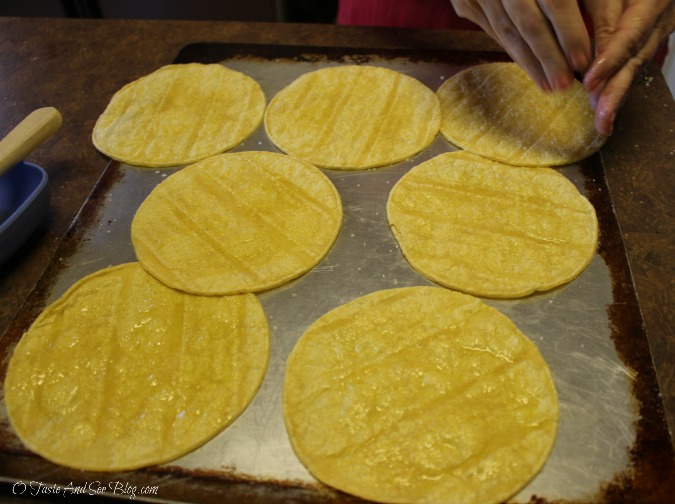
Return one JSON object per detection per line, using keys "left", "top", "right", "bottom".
{"left": 387, "top": 151, "right": 598, "bottom": 298}
{"left": 93, "top": 63, "right": 265, "bottom": 167}
{"left": 265, "top": 65, "right": 441, "bottom": 169}
{"left": 131, "top": 151, "right": 343, "bottom": 295}
{"left": 437, "top": 62, "right": 606, "bottom": 166}
{"left": 284, "top": 286, "right": 559, "bottom": 504}
{"left": 4, "top": 263, "right": 269, "bottom": 472}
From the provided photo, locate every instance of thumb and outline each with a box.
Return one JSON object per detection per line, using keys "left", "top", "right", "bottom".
{"left": 583, "top": 0, "right": 673, "bottom": 92}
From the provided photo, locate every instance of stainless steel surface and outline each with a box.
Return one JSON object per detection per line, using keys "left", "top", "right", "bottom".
{"left": 22, "top": 57, "right": 636, "bottom": 501}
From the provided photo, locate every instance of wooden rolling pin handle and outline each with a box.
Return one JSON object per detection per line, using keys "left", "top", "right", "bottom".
{"left": 0, "top": 107, "right": 63, "bottom": 177}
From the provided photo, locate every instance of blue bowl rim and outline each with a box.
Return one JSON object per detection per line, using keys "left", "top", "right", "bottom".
{"left": 0, "top": 161, "right": 49, "bottom": 234}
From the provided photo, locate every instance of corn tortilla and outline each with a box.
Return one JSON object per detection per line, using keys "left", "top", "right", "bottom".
{"left": 93, "top": 63, "right": 265, "bottom": 167}
{"left": 131, "top": 151, "right": 343, "bottom": 295}
{"left": 4, "top": 263, "right": 270, "bottom": 472}
{"left": 437, "top": 62, "right": 606, "bottom": 166}
{"left": 283, "top": 286, "right": 559, "bottom": 504}
{"left": 387, "top": 151, "right": 598, "bottom": 298}
{"left": 265, "top": 65, "right": 441, "bottom": 169}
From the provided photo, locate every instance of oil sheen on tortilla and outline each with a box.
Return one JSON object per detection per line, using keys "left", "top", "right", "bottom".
{"left": 283, "top": 286, "right": 559, "bottom": 504}
{"left": 93, "top": 63, "right": 265, "bottom": 167}
{"left": 437, "top": 62, "right": 606, "bottom": 166}
{"left": 131, "top": 151, "right": 343, "bottom": 295}
{"left": 265, "top": 65, "right": 441, "bottom": 169}
{"left": 387, "top": 151, "right": 598, "bottom": 298}
{"left": 4, "top": 263, "right": 270, "bottom": 471}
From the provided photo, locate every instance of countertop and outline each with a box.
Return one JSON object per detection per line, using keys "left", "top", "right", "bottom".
{"left": 0, "top": 16, "right": 673, "bottom": 503}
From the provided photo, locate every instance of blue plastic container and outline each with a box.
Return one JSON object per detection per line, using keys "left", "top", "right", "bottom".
{"left": 0, "top": 161, "right": 49, "bottom": 265}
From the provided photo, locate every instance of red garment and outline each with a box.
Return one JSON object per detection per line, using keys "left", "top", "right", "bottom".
{"left": 337, "top": 0, "right": 667, "bottom": 66}
{"left": 337, "top": 0, "right": 480, "bottom": 30}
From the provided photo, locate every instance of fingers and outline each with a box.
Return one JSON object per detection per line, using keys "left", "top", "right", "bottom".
{"left": 535, "top": 0, "right": 592, "bottom": 72}
{"left": 584, "top": 0, "right": 673, "bottom": 93}
{"left": 453, "top": 2, "right": 551, "bottom": 89}
{"left": 581, "top": 0, "right": 624, "bottom": 58}
{"left": 590, "top": 63, "right": 635, "bottom": 135}
{"left": 451, "top": 0, "right": 590, "bottom": 91}
{"left": 501, "top": 0, "right": 573, "bottom": 90}
{"left": 488, "top": 2, "right": 557, "bottom": 90}
{"left": 588, "top": 29, "right": 666, "bottom": 134}
{"left": 583, "top": 0, "right": 675, "bottom": 134}
{"left": 449, "top": 0, "right": 674, "bottom": 136}
{"left": 453, "top": 0, "right": 567, "bottom": 90}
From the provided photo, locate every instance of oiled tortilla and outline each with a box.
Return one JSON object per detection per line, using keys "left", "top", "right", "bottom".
{"left": 283, "top": 286, "right": 559, "bottom": 504}
{"left": 437, "top": 62, "right": 606, "bottom": 166}
{"left": 387, "top": 151, "right": 598, "bottom": 298}
{"left": 93, "top": 63, "right": 265, "bottom": 167}
{"left": 265, "top": 65, "right": 441, "bottom": 169}
{"left": 4, "top": 263, "right": 270, "bottom": 471}
{"left": 131, "top": 151, "right": 343, "bottom": 295}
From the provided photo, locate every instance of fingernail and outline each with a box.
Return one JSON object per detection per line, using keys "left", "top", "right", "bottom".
{"left": 589, "top": 90, "right": 599, "bottom": 110}
{"left": 600, "top": 120, "right": 613, "bottom": 136}
{"left": 571, "top": 50, "right": 590, "bottom": 72}
{"left": 606, "top": 111, "right": 615, "bottom": 136}
{"left": 553, "top": 72, "right": 572, "bottom": 91}
{"left": 597, "top": 108, "right": 615, "bottom": 136}
{"left": 540, "top": 78, "right": 552, "bottom": 92}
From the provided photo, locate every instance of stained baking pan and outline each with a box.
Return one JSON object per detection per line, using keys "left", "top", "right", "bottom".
{"left": 0, "top": 43, "right": 672, "bottom": 503}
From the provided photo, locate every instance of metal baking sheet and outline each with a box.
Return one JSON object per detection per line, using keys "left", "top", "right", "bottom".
{"left": 0, "top": 44, "right": 663, "bottom": 503}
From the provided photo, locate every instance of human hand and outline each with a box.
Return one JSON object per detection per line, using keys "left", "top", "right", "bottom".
{"left": 449, "top": 0, "right": 592, "bottom": 91}
{"left": 582, "top": 0, "right": 675, "bottom": 135}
